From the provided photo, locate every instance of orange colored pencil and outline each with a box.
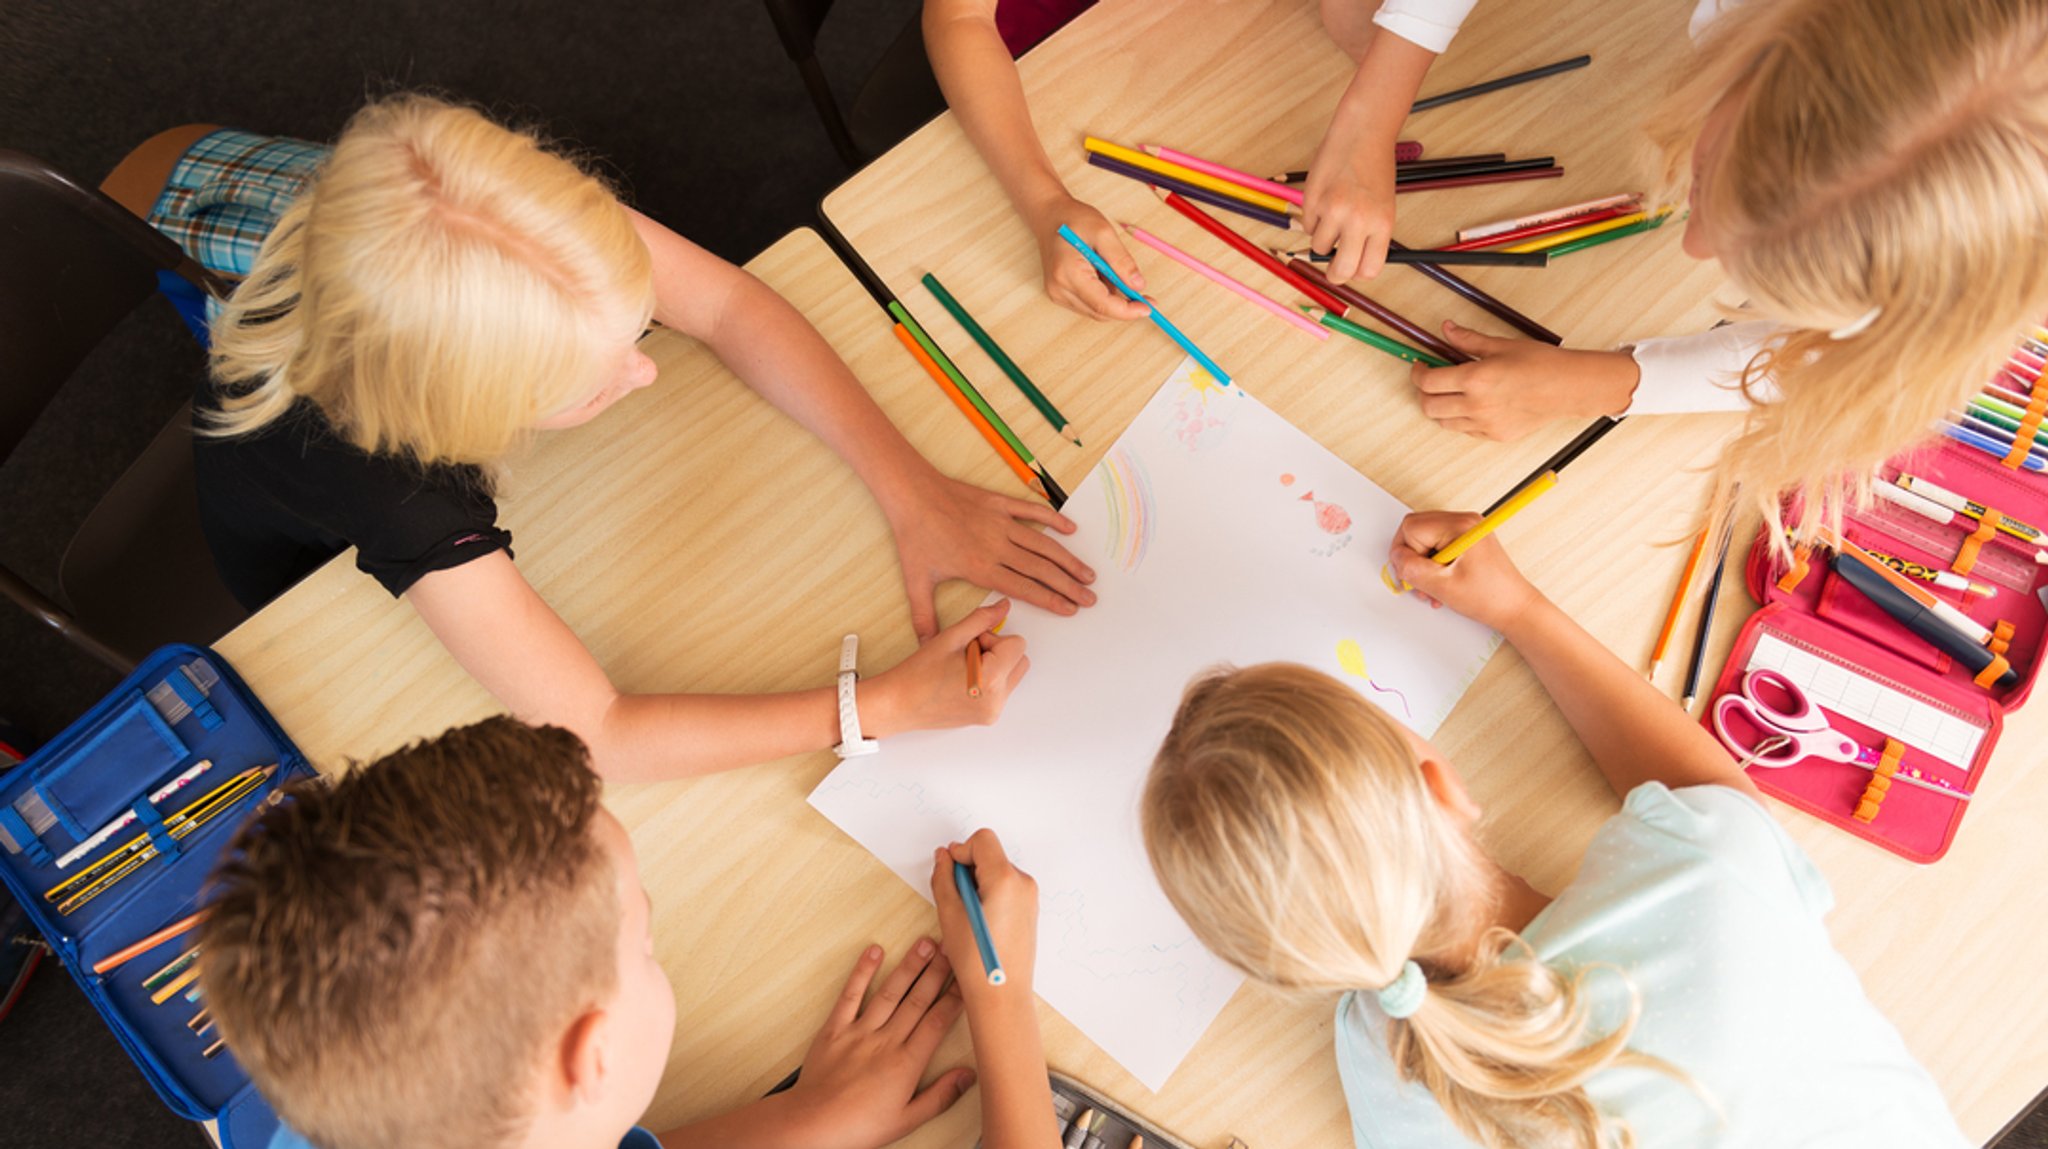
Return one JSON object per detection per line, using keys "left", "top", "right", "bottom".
{"left": 966, "top": 638, "right": 984, "bottom": 697}
{"left": 1647, "top": 526, "right": 1711, "bottom": 680}
{"left": 893, "top": 325, "right": 1046, "bottom": 499}
{"left": 92, "top": 910, "right": 209, "bottom": 976}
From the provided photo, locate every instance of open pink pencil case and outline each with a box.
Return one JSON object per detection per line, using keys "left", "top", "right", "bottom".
{"left": 1713, "top": 437, "right": 2048, "bottom": 862}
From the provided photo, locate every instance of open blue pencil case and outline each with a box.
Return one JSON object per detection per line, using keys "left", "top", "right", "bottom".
{"left": 0, "top": 645, "right": 314, "bottom": 1148}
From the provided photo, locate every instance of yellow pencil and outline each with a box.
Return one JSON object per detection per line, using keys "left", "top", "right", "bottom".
{"left": 1501, "top": 211, "right": 1649, "bottom": 254}
{"left": 1082, "top": 137, "right": 1294, "bottom": 215}
{"left": 1432, "top": 473, "right": 1560, "bottom": 565}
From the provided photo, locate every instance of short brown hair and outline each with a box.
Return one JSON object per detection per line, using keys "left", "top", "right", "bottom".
{"left": 199, "top": 717, "right": 620, "bottom": 1149}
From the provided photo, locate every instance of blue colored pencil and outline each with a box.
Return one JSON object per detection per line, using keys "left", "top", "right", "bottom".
{"left": 952, "top": 862, "right": 1007, "bottom": 986}
{"left": 1055, "top": 224, "right": 1232, "bottom": 386}
{"left": 1942, "top": 422, "right": 2048, "bottom": 473}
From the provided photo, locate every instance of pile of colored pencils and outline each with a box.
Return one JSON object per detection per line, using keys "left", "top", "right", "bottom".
{"left": 1942, "top": 323, "right": 2048, "bottom": 475}
{"left": 1447, "top": 194, "right": 1672, "bottom": 259}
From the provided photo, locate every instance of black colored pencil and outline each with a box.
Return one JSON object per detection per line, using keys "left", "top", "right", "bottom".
{"left": 1481, "top": 417, "right": 1623, "bottom": 516}
{"left": 1388, "top": 240, "right": 1563, "bottom": 343}
{"left": 1395, "top": 157, "right": 1556, "bottom": 184}
{"left": 1680, "top": 516, "right": 1739, "bottom": 710}
{"left": 1411, "top": 55, "right": 1593, "bottom": 113}
{"left": 1292, "top": 248, "right": 1550, "bottom": 268}
{"left": 1397, "top": 153, "right": 1509, "bottom": 172}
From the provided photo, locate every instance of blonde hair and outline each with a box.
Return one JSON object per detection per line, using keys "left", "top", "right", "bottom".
{"left": 1645, "top": 0, "right": 2048, "bottom": 553}
{"left": 198, "top": 718, "right": 620, "bottom": 1149}
{"left": 1144, "top": 665, "right": 1653, "bottom": 1149}
{"left": 206, "top": 94, "right": 655, "bottom": 466}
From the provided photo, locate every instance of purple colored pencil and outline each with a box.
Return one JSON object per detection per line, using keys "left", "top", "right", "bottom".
{"left": 1085, "top": 153, "right": 1294, "bottom": 231}
{"left": 1387, "top": 240, "right": 1562, "bottom": 344}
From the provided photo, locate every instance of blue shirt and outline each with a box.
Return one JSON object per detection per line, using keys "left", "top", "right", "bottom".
{"left": 1334, "top": 783, "right": 1969, "bottom": 1149}
{"left": 269, "top": 1125, "right": 662, "bottom": 1149}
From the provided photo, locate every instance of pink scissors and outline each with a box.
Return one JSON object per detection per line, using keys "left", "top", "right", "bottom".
{"left": 1712, "top": 670, "right": 1972, "bottom": 799}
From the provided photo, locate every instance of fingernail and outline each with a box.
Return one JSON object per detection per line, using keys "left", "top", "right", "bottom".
{"left": 1081, "top": 590, "right": 1098, "bottom": 605}
{"left": 915, "top": 938, "right": 934, "bottom": 957}
{"left": 867, "top": 944, "right": 882, "bottom": 959}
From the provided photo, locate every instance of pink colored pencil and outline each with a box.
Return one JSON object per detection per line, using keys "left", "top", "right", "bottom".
{"left": 1145, "top": 145, "right": 1306, "bottom": 207}
{"left": 1125, "top": 225, "right": 1330, "bottom": 341}
{"left": 1456, "top": 193, "right": 1643, "bottom": 243}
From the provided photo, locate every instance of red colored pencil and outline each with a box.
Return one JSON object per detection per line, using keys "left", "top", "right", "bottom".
{"left": 1283, "top": 258, "right": 1468, "bottom": 364}
{"left": 1439, "top": 205, "right": 1638, "bottom": 251}
{"left": 1396, "top": 167, "right": 1564, "bottom": 194}
{"left": 1155, "top": 189, "right": 1350, "bottom": 316}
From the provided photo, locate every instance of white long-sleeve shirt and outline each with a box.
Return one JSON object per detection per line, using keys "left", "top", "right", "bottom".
{"left": 1627, "top": 321, "right": 1782, "bottom": 414}
{"left": 1373, "top": 0, "right": 1481, "bottom": 54}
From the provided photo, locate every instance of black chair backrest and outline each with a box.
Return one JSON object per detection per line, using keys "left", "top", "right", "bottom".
{"left": 0, "top": 150, "right": 212, "bottom": 463}
{"left": 761, "top": 0, "right": 837, "bottom": 60}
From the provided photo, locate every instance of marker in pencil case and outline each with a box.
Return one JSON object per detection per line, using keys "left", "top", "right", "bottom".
{"left": 952, "top": 861, "right": 1006, "bottom": 985}
{"left": 1898, "top": 474, "right": 2045, "bottom": 543}
{"left": 55, "top": 759, "right": 216, "bottom": 869}
{"left": 1830, "top": 548, "right": 2018, "bottom": 688}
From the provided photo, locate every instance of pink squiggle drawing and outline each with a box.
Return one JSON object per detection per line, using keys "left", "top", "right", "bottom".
{"left": 1336, "top": 638, "right": 1411, "bottom": 718}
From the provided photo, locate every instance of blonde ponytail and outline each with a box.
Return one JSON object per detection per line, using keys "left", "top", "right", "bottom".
{"left": 1643, "top": 0, "right": 2048, "bottom": 555}
{"left": 1144, "top": 665, "right": 1662, "bottom": 1149}
{"left": 205, "top": 94, "right": 655, "bottom": 467}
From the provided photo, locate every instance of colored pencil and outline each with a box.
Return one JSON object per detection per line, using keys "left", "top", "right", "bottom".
{"left": 57, "top": 759, "right": 216, "bottom": 870}
{"left": 202, "top": 1036, "right": 225, "bottom": 1059}
{"left": 1288, "top": 247, "right": 1550, "bottom": 268}
{"left": 1949, "top": 410, "right": 2048, "bottom": 463}
{"left": 1396, "top": 157, "right": 1556, "bottom": 184}
{"left": 46, "top": 765, "right": 275, "bottom": 916}
{"left": 1056, "top": 224, "right": 1232, "bottom": 385}
{"left": 1647, "top": 526, "right": 1711, "bottom": 680}
{"left": 141, "top": 947, "right": 200, "bottom": 992}
{"left": 952, "top": 862, "right": 1006, "bottom": 985}
{"left": 890, "top": 302, "right": 1067, "bottom": 504}
{"left": 150, "top": 964, "right": 201, "bottom": 1005}
{"left": 1082, "top": 137, "right": 1293, "bottom": 214}
{"left": 1490, "top": 417, "right": 1623, "bottom": 515}
{"left": 1681, "top": 516, "right": 1738, "bottom": 711}
{"left": 1427, "top": 472, "right": 1559, "bottom": 568}
{"left": 1397, "top": 167, "right": 1564, "bottom": 194}
{"left": 1283, "top": 258, "right": 1466, "bottom": 362}
{"left": 1510, "top": 209, "right": 1672, "bottom": 255}
{"left": 921, "top": 272, "right": 1083, "bottom": 447}
{"left": 1458, "top": 194, "right": 1644, "bottom": 243}
{"left": 893, "top": 324, "right": 1047, "bottom": 500}
{"left": 1146, "top": 145, "right": 1304, "bottom": 206}
{"left": 1411, "top": 55, "right": 1593, "bottom": 112}
{"left": 965, "top": 637, "right": 983, "bottom": 698}
{"left": 1398, "top": 153, "right": 1508, "bottom": 172}
{"left": 91, "top": 910, "right": 208, "bottom": 975}
{"left": 1941, "top": 423, "right": 2048, "bottom": 471}
{"left": 1154, "top": 189, "right": 1349, "bottom": 316}
{"left": 1958, "top": 406, "right": 2048, "bottom": 451}
{"left": 1127, "top": 226, "right": 1329, "bottom": 340}
{"left": 1064, "top": 1110, "right": 1096, "bottom": 1149}
{"left": 1443, "top": 206, "right": 1639, "bottom": 252}
{"left": 1272, "top": 141, "right": 1422, "bottom": 182}
{"left": 186, "top": 1007, "right": 211, "bottom": 1032}
{"left": 1388, "top": 240, "right": 1563, "bottom": 344}
{"left": 1304, "top": 306, "right": 1452, "bottom": 367}
{"left": 1087, "top": 153, "right": 1294, "bottom": 230}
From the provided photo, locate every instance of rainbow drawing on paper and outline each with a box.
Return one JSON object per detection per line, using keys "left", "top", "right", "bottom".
{"left": 1166, "top": 360, "right": 1238, "bottom": 452}
{"left": 1337, "top": 638, "right": 1412, "bottom": 718}
{"left": 1099, "top": 446, "right": 1156, "bottom": 572}
{"left": 1280, "top": 473, "right": 1353, "bottom": 556}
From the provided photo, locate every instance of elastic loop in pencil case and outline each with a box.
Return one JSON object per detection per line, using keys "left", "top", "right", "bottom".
{"left": 1951, "top": 514, "right": 1999, "bottom": 575}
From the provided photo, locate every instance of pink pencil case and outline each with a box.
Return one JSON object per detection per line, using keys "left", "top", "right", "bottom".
{"left": 1714, "top": 436, "right": 2048, "bottom": 863}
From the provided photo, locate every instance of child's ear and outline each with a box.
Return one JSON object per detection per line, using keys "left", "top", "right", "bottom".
{"left": 559, "top": 1008, "right": 611, "bottom": 1106}
{"left": 1419, "top": 756, "right": 1483, "bottom": 824}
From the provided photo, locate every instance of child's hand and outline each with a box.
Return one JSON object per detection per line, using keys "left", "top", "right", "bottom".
{"left": 864, "top": 601, "right": 1031, "bottom": 736}
{"left": 930, "top": 829, "right": 1039, "bottom": 1004}
{"left": 1301, "top": 137, "right": 1396, "bottom": 283}
{"left": 1387, "top": 511, "right": 1544, "bottom": 632}
{"left": 778, "top": 941, "right": 975, "bottom": 1149}
{"left": 888, "top": 473, "right": 1096, "bottom": 641}
{"left": 1409, "top": 324, "right": 1640, "bottom": 441}
{"left": 1031, "top": 196, "right": 1151, "bottom": 321}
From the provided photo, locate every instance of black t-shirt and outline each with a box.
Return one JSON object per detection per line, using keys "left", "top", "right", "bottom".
{"left": 192, "top": 384, "right": 513, "bottom": 610}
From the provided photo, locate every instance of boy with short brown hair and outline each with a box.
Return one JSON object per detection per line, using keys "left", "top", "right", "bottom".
{"left": 199, "top": 717, "right": 971, "bottom": 1149}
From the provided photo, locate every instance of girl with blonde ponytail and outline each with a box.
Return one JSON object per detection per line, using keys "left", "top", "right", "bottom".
{"left": 1140, "top": 514, "right": 1970, "bottom": 1149}
{"left": 191, "top": 94, "right": 1103, "bottom": 783}
{"left": 1404, "top": 0, "right": 2048, "bottom": 551}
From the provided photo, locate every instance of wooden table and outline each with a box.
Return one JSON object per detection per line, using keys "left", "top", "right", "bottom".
{"left": 814, "top": 0, "right": 2048, "bottom": 1141}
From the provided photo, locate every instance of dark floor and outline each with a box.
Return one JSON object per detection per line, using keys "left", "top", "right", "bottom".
{"left": 3, "top": 1, "right": 2046, "bottom": 1145}
{"left": 0, "top": 0, "right": 910, "bottom": 1142}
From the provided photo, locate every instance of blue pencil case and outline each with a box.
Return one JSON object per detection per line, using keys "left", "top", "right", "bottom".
{"left": 0, "top": 645, "right": 314, "bottom": 1148}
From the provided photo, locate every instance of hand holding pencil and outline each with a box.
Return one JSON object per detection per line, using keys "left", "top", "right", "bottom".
{"left": 930, "top": 829, "right": 1040, "bottom": 1002}
{"left": 1386, "top": 511, "right": 1542, "bottom": 630}
{"left": 865, "top": 601, "right": 1030, "bottom": 734}
{"left": 1031, "top": 195, "right": 1151, "bottom": 322}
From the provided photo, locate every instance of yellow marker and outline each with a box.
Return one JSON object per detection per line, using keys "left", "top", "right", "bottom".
{"left": 1390, "top": 472, "right": 1560, "bottom": 592}
{"left": 1082, "top": 137, "right": 1293, "bottom": 215}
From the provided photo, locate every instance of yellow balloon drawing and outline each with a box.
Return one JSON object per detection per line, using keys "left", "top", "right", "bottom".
{"left": 1336, "top": 638, "right": 1368, "bottom": 679}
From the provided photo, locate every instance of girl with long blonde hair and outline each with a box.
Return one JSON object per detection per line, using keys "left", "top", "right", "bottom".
{"left": 1135, "top": 513, "right": 1971, "bottom": 1149}
{"left": 195, "top": 94, "right": 1099, "bottom": 782}
{"left": 1406, "top": 0, "right": 2048, "bottom": 547}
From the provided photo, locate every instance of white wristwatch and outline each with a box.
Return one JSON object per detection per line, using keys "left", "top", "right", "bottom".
{"left": 833, "top": 634, "right": 881, "bottom": 758}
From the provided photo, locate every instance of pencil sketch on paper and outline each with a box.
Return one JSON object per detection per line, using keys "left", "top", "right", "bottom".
{"left": 1099, "top": 447, "right": 1156, "bottom": 573}
{"left": 808, "top": 357, "right": 1501, "bottom": 1092}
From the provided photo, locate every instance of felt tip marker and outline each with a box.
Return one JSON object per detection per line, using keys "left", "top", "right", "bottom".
{"left": 1899, "top": 474, "right": 2046, "bottom": 543}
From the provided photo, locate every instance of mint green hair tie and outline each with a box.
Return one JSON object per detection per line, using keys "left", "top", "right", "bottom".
{"left": 1377, "top": 960, "right": 1427, "bottom": 1019}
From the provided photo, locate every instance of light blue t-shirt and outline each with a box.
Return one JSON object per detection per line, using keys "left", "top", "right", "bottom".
{"left": 1334, "top": 783, "right": 1969, "bottom": 1149}
{"left": 268, "top": 1124, "right": 663, "bottom": 1149}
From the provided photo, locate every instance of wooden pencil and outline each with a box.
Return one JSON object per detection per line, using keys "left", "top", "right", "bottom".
{"left": 1086, "top": 153, "right": 1295, "bottom": 230}
{"left": 1387, "top": 240, "right": 1562, "bottom": 345}
{"left": 92, "top": 910, "right": 208, "bottom": 975}
{"left": 921, "top": 272, "right": 1083, "bottom": 447}
{"left": 1305, "top": 306, "right": 1452, "bottom": 367}
{"left": 1411, "top": 55, "right": 1593, "bottom": 112}
{"left": 1155, "top": 189, "right": 1349, "bottom": 315}
{"left": 1397, "top": 167, "right": 1564, "bottom": 193}
{"left": 965, "top": 637, "right": 983, "bottom": 698}
{"left": 890, "top": 302, "right": 1067, "bottom": 504}
{"left": 1681, "top": 518, "right": 1739, "bottom": 710}
{"left": 893, "top": 324, "right": 1048, "bottom": 500}
{"left": 1441, "top": 206, "right": 1639, "bottom": 252}
{"left": 1082, "top": 137, "right": 1293, "bottom": 214}
{"left": 1647, "top": 526, "right": 1712, "bottom": 679}
{"left": 1282, "top": 258, "right": 1466, "bottom": 363}
{"left": 1395, "top": 157, "right": 1554, "bottom": 184}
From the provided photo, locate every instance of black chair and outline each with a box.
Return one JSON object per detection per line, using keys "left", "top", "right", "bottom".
{"left": 0, "top": 149, "right": 248, "bottom": 671}
{"left": 762, "top": 0, "right": 948, "bottom": 167}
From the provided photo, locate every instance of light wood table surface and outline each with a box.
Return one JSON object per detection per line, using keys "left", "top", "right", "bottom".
{"left": 813, "top": 0, "right": 2048, "bottom": 1142}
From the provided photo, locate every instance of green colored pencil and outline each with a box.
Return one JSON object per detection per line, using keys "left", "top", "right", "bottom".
{"left": 1543, "top": 209, "right": 1672, "bottom": 257}
{"left": 887, "top": 299, "right": 1069, "bottom": 506}
{"left": 921, "top": 273, "right": 1083, "bottom": 448}
{"left": 1302, "top": 306, "right": 1453, "bottom": 368}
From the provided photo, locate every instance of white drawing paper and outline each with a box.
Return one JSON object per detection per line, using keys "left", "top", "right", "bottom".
{"left": 809, "top": 359, "right": 1502, "bottom": 1090}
